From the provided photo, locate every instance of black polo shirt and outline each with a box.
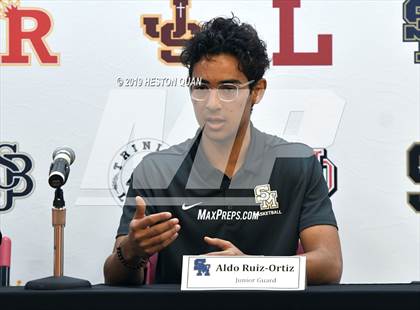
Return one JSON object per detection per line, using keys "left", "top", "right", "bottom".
{"left": 117, "top": 124, "right": 337, "bottom": 283}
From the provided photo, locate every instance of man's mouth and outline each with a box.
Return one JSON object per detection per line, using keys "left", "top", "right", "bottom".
{"left": 205, "top": 118, "right": 225, "bottom": 131}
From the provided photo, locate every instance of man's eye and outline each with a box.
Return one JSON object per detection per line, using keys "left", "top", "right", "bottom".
{"left": 219, "top": 84, "right": 237, "bottom": 91}
{"left": 194, "top": 85, "right": 209, "bottom": 90}
{"left": 219, "top": 85, "right": 237, "bottom": 97}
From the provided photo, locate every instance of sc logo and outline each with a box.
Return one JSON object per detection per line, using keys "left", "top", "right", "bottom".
{"left": 0, "top": 143, "right": 34, "bottom": 213}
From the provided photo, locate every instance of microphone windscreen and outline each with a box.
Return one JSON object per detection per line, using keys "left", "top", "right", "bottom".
{"left": 0, "top": 236, "right": 11, "bottom": 268}
{"left": 53, "top": 147, "right": 76, "bottom": 164}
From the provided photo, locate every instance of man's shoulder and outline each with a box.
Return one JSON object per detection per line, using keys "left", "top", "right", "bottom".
{"left": 146, "top": 138, "right": 193, "bottom": 161}
{"left": 254, "top": 128, "right": 319, "bottom": 183}
{"left": 255, "top": 127, "right": 315, "bottom": 160}
{"left": 132, "top": 136, "right": 194, "bottom": 176}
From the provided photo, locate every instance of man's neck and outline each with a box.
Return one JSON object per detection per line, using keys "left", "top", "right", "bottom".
{"left": 201, "top": 123, "right": 251, "bottom": 179}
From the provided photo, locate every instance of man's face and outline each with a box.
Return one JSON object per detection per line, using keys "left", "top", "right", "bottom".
{"left": 190, "top": 53, "right": 253, "bottom": 144}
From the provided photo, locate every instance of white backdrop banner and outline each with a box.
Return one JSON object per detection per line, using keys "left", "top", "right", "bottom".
{"left": 0, "top": 0, "right": 419, "bottom": 285}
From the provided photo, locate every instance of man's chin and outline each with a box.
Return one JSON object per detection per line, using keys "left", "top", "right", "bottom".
{"left": 203, "top": 128, "right": 235, "bottom": 145}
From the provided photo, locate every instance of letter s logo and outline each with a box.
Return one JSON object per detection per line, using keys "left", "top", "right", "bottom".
{"left": 0, "top": 143, "right": 35, "bottom": 213}
{"left": 407, "top": 143, "right": 420, "bottom": 212}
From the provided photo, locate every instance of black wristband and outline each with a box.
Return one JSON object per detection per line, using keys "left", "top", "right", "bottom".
{"left": 116, "top": 246, "right": 149, "bottom": 270}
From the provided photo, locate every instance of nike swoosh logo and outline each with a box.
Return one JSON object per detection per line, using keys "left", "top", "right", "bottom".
{"left": 182, "top": 202, "right": 203, "bottom": 210}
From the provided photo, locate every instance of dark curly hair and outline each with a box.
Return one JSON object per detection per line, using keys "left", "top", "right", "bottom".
{"left": 180, "top": 15, "right": 270, "bottom": 87}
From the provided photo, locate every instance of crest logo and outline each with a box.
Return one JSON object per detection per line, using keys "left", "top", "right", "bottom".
{"left": 403, "top": 0, "right": 420, "bottom": 63}
{"left": 314, "top": 149, "right": 337, "bottom": 197}
{"left": 0, "top": 0, "right": 59, "bottom": 65}
{"left": 109, "top": 138, "right": 169, "bottom": 206}
{"left": 0, "top": 143, "right": 35, "bottom": 213}
{"left": 141, "top": 0, "right": 200, "bottom": 65}
{"left": 194, "top": 258, "right": 210, "bottom": 276}
{"left": 254, "top": 184, "right": 280, "bottom": 211}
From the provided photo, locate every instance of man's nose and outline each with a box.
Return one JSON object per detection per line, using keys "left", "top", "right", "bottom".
{"left": 205, "top": 89, "right": 222, "bottom": 111}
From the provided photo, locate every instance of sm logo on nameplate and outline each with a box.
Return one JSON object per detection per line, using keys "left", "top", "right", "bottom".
{"left": 181, "top": 256, "right": 306, "bottom": 291}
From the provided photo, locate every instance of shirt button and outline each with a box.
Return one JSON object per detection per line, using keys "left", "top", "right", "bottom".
{"left": 227, "top": 205, "right": 232, "bottom": 210}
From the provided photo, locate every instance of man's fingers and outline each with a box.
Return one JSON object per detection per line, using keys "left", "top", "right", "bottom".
{"left": 141, "top": 224, "right": 180, "bottom": 248}
{"left": 144, "top": 232, "right": 179, "bottom": 255}
{"left": 140, "top": 218, "right": 179, "bottom": 240}
{"left": 137, "top": 212, "right": 173, "bottom": 229}
{"left": 204, "top": 236, "right": 231, "bottom": 250}
{"left": 129, "top": 212, "right": 173, "bottom": 237}
{"left": 204, "top": 250, "right": 230, "bottom": 256}
{"left": 133, "top": 196, "right": 146, "bottom": 219}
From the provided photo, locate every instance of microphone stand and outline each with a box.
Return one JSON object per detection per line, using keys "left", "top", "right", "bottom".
{"left": 52, "top": 187, "right": 66, "bottom": 277}
{"left": 25, "top": 187, "right": 91, "bottom": 290}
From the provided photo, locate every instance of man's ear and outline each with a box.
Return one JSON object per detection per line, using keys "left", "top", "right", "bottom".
{"left": 251, "top": 79, "right": 267, "bottom": 105}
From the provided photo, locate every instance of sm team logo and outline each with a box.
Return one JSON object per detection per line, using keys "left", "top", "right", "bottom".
{"left": 141, "top": 0, "right": 200, "bottom": 65}
{"left": 109, "top": 139, "right": 169, "bottom": 206}
{"left": 0, "top": 0, "right": 59, "bottom": 65}
{"left": 254, "top": 184, "right": 280, "bottom": 211}
{"left": 314, "top": 149, "right": 337, "bottom": 197}
{"left": 194, "top": 258, "right": 210, "bottom": 276}
{"left": 0, "top": 143, "right": 34, "bottom": 213}
{"left": 403, "top": 0, "right": 420, "bottom": 63}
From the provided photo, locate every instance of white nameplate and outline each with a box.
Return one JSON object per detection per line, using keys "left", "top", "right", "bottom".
{"left": 181, "top": 255, "right": 306, "bottom": 291}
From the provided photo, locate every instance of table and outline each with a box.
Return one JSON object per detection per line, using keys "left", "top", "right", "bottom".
{"left": 0, "top": 283, "right": 419, "bottom": 310}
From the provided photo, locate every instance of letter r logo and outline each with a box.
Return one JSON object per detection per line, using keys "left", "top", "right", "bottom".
{"left": 0, "top": 4, "right": 59, "bottom": 65}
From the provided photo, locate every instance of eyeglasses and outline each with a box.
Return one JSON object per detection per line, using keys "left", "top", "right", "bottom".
{"left": 189, "top": 80, "right": 255, "bottom": 102}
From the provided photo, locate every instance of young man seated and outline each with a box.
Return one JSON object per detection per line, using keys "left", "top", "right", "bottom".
{"left": 104, "top": 16, "right": 342, "bottom": 285}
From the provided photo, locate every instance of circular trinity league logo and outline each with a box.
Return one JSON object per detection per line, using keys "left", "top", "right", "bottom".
{"left": 109, "top": 138, "right": 169, "bottom": 206}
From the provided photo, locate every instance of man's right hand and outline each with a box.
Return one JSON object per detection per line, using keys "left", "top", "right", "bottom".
{"left": 122, "top": 196, "right": 180, "bottom": 261}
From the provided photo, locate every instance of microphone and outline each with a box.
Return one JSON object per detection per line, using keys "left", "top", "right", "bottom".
{"left": 48, "top": 147, "right": 75, "bottom": 188}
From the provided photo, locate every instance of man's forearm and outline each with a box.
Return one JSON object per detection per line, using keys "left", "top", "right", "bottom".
{"left": 302, "top": 248, "right": 342, "bottom": 284}
{"left": 103, "top": 236, "right": 145, "bottom": 285}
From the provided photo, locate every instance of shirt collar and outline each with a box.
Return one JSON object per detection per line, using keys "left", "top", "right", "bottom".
{"left": 241, "top": 122, "right": 265, "bottom": 175}
{"left": 191, "top": 122, "right": 265, "bottom": 179}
